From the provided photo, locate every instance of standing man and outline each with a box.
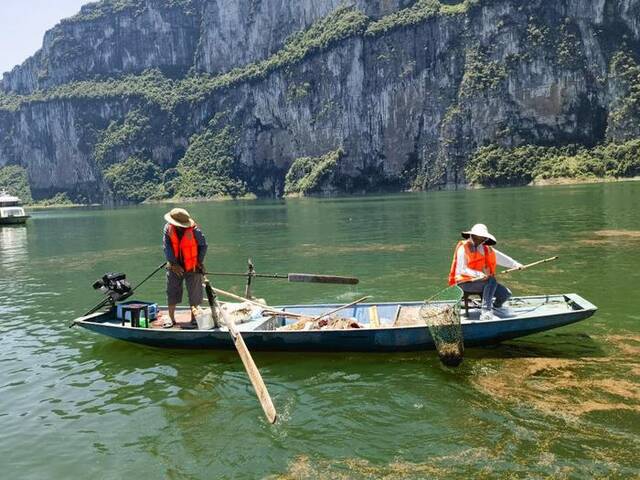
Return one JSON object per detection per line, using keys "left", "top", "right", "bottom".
{"left": 162, "top": 208, "right": 208, "bottom": 328}
{"left": 448, "top": 223, "right": 522, "bottom": 321}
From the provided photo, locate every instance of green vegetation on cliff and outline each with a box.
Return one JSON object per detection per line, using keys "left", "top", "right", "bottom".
{"left": 94, "top": 109, "right": 152, "bottom": 167}
{"left": 0, "top": 165, "right": 32, "bottom": 202}
{"left": 284, "top": 148, "right": 343, "bottom": 196}
{"left": 0, "top": 69, "right": 176, "bottom": 112}
{"left": 64, "top": 0, "right": 196, "bottom": 23}
{"left": 466, "top": 141, "right": 640, "bottom": 186}
{"left": 66, "top": 0, "right": 144, "bottom": 22}
{"left": 366, "top": 0, "right": 474, "bottom": 35}
{"left": 174, "top": 124, "right": 247, "bottom": 198}
{"left": 607, "top": 51, "right": 640, "bottom": 140}
{"left": 34, "top": 192, "right": 75, "bottom": 206}
{"left": 103, "top": 156, "right": 162, "bottom": 202}
{"left": 460, "top": 48, "right": 508, "bottom": 96}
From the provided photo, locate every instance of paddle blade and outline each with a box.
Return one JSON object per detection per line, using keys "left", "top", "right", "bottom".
{"left": 287, "top": 273, "right": 359, "bottom": 285}
{"left": 233, "top": 332, "right": 278, "bottom": 424}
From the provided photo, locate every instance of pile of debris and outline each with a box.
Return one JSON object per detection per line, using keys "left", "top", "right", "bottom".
{"left": 278, "top": 315, "right": 363, "bottom": 331}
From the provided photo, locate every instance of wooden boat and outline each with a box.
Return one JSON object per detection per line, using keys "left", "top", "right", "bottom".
{"left": 72, "top": 293, "right": 597, "bottom": 352}
{"left": 0, "top": 190, "right": 29, "bottom": 225}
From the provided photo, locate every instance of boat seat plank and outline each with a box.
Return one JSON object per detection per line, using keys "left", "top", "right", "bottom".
{"left": 369, "top": 306, "right": 380, "bottom": 328}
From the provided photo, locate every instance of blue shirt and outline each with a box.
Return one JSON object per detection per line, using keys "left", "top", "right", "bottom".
{"left": 163, "top": 223, "right": 208, "bottom": 266}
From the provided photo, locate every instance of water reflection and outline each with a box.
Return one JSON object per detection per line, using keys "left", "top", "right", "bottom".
{"left": 0, "top": 225, "right": 28, "bottom": 269}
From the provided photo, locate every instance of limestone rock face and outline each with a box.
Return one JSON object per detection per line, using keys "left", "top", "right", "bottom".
{"left": 1, "top": 0, "right": 640, "bottom": 201}
{"left": 2, "top": 0, "right": 201, "bottom": 94}
{"left": 195, "top": 0, "right": 411, "bottom": 74}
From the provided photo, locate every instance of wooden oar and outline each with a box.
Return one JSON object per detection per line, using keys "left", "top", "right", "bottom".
{"left": 204, "top": 271, "right": 359, "bottom": 285}
{"left": 204, "top": 277, "right": 277, "bottom": 424}
{"left": 499, "top": 256, "right": 558, "bottom": 275}
{"left": 312, "top": 296, "right": 371, "bottom": 322}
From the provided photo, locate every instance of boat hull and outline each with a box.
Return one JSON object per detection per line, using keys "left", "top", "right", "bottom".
{"left": 73, "top": 294, "right": 597, "bottom": 352}
{"left": 0, "top": 215, "right": 29, "bottom": 225}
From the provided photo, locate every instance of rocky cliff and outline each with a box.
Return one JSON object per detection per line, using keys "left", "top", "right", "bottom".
{"left": 1, "top": 0, "right": 639, "bottom": 202}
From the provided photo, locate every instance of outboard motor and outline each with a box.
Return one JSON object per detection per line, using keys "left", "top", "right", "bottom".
{"left": 92, "top": 272, "right": 133, "bottom": 305}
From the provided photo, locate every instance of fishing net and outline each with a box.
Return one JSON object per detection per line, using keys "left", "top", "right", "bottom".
{"left": 419, "top": 285, "right": 464, "bottom": 367}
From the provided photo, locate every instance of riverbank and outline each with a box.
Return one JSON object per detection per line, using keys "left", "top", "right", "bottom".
{"left": 465, "top": 141, "right": 640, "bottom": 189}
{"left": 26, "top": 202, "right": 100, "bottom": 210}
{"left": 529, "top": 175, "right": 640, "bottom": 186}
{"left": 16, "top": 172, "right": 640, "bottom": 209}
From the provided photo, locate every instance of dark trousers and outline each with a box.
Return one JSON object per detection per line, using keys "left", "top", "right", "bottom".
{"left": 459, "top": 276, "right": 511, "bottom": 310}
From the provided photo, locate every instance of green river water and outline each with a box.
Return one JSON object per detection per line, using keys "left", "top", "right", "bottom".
{"left": 1, "top": 182, "right": 639, "bottom": 479}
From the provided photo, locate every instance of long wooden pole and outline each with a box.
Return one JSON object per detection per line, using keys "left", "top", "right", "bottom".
{"left": 499, "top": 256, "right": 558, "bottom": 275}
{"left": 204, "top": 271, "right": 359, "bottom": 285}
{"left": 312, "top": 296, "right": 371, "bottom": 322}
{"left": 205, "top": 278, "right": 277, "bottom": 424}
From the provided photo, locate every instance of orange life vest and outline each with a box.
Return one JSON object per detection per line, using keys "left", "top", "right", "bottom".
{"left": 448, "top": 239, "right": 496, "bottom": 286}
{"left": 167, "top": 224, "right": 199, "bottom": 272}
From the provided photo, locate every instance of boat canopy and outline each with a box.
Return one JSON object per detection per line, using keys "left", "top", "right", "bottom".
{"left": 0, "top": 190, "right": 22, "bottom": 207}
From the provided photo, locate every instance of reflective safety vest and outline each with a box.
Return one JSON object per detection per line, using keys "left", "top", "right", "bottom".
{"left": 448, "top": 240, "right": 496, "bottom": 286}
{"left": 167, "top": 225, "right": 199, "bottom": 272}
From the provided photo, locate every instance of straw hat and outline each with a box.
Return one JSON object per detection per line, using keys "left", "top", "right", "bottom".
{"left": 461, "top": 223, "right": 496, "bottom": 245}
{"left": 164, "top": 208, "right": 195, "bottom": 228}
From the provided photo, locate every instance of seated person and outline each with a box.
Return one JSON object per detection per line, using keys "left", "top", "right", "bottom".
{"left": 448, "top": 223, "right": 522, "bottom": 321}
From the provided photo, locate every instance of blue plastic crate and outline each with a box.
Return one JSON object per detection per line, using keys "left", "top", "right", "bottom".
{"left": 116, "top": 300, "right": 158, "bottom": 320}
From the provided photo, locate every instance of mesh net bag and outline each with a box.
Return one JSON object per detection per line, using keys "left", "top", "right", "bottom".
{"left": 419, "top": 285, "right": 464, "bottom": 367}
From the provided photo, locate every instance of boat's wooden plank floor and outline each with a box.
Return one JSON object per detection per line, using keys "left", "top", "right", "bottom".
{"left": 150, "top": 309, "right": 196, "bottom": 330}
